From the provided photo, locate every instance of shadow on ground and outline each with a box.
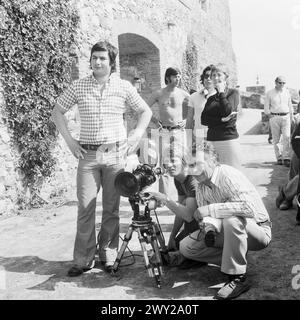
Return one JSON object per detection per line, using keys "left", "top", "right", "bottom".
{"left": 242, "top": 155, "right": 300, "bottom": 300}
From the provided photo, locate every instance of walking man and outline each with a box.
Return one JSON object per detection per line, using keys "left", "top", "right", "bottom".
{"left": 264, "top": 76, "right": 293, "bottom": 166}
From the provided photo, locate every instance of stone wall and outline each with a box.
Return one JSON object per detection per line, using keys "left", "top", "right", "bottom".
{"left": 0, "top": 0, "right": 237, "bottom": 213}
{"left": 74, "top": 0, "right": 237, "bottom": 86}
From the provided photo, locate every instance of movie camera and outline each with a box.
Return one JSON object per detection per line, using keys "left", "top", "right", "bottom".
{"left": 114, "top": 164, "right": 164, "bottom": 222}
{"left": 112, "top": 164, "right": 168, "bottom": 287}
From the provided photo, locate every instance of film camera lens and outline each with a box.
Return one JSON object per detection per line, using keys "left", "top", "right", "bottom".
{"left": 115, "top": 164, "right": 163, "bottom": 197}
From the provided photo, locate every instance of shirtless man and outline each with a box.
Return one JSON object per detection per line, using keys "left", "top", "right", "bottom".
{"left": 140, "top": 67, "right": 191, "bottom": 195}
{"left": 150, "top": 67, "right": 190, "bottom": 129}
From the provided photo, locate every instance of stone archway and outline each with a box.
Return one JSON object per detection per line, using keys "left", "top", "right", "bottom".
{"left": 118, "top": 33, "right": 161, "bottom": 103}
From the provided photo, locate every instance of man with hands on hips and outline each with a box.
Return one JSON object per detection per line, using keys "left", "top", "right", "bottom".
{"left": 52, "top": 41, "right": 152, "bottom": 277}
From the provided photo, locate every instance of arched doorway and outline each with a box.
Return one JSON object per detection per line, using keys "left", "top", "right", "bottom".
{"left": 118, "top": 33, "right": 161, "bottom": 103}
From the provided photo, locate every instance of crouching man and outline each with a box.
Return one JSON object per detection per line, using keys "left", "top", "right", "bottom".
{"left": 149, "top": 143, "right": 272, "bottom": 300}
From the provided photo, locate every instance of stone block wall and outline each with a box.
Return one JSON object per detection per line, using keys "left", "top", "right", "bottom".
{"left": 0, "top": 0, "right": 238, "bottom": 212}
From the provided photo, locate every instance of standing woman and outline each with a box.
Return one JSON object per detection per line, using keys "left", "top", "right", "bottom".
{"left": 201, "top": 64, "right": 242, "bottom": 169}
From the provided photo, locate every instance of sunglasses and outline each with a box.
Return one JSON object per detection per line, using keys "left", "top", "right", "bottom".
{"left": 203, "top": 74, "right": 211, "bottom": 79}
{"left": 277, "top": 81, "right": 286, "bottom": 85}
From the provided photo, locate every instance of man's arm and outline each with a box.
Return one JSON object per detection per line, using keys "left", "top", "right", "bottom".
{"left": 289, "top": 93, "right": 293, "bottom": 122}
{"left": 126, "top": 88, "right": 152, "bottom": 154}
{"left": 194, "top": 201, "right": 256, "bottom": 220}
{"left": 148, "top": 191, "right": 197, "bottom": 222}
{"left": 146, "top": 90, "right": 161, "bottom": 128}
{"left": 51, "top": 105, "right": 86, "bottom": 158}
{"left": 167, "top": 195, "right": 186, "bottom": 250}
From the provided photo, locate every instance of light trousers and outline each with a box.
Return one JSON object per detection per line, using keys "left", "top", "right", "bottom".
{"left": 73, "top": 150, "right": 124, "bottom": 267}
{"left": 269, "top": 115, "right": 291, "bottom": 160}
{"left": 179, "top": 216, "right": 271, "bottom": 275}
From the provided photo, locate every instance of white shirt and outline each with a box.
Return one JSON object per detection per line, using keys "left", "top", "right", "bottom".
{"left": 264, "top": 88, "right": 292, "bottom": 115}
{"left": 190, "top": 89, "right": 216, "bottom": 137}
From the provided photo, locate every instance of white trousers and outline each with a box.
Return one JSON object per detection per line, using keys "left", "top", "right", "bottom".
{"left": 269, "top": 115, "right": 291, "bottom": 160}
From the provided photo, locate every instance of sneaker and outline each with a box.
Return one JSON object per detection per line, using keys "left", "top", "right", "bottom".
{"left": 276, "top": 186, "right": 285, "bottom": 208}
{"left": 279, "top": 199, "right": 293, "bottom": 210}
{"left": 214, "top": 275, "right": 251, "bottom": 300}
{"left": 277, "top": 159, "right": 283, "bottom": 165}
{"left": 268, "top": 138, "right": 273, "bottom": 144}
{"left": 204, "top": 230, "right": 217, "bottom": 247}
{"left": 283, "top": 159, "right": 291, "bottom": 167}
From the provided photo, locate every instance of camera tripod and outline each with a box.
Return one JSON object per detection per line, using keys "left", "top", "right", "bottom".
{"left": 112, "top": 195, "right": 167, "bottom": 288}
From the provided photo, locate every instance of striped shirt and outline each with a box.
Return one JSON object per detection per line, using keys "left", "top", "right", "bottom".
{"left": 195, "top": 165, "right": 270, "bottom": 223}
{"left": 56, "top": 73, "right": 148, "bottom": 144}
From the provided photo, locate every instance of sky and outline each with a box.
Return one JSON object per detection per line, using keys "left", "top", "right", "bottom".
{"left": 229, "top": 0, "right": 300, "bottom": 91}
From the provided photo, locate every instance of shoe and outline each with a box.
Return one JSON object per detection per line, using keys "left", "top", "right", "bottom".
{"left": 279, "top": 199, "right": 293, "bottom": 210}
{"left": 67, "top": 265, "right": 91, "bottom": 277}
{"left": 214, "top": 275, "right": 251, "bottom": 300}
{"left": 104, "top": 265, "right": 114, "bottom": 273}
{"left": 276, "top": 186, "right": 285, "bottom": 208}
{"left": 277, "top": 159, "right": 283, "bottom": 165}
{"left": 100, "top": 261, "right": 115, "bottom": 273}
{"left": 268, "top": 138, "right": 273, "bottom": 144}
{"left": 283, "top": 159, "right": 291, "bottom": 167}
{"left": 204, "top": 230, "right": 216, "bottom": 247}
{"left": 178, "top": 259, "right": 207, "bottom": 270}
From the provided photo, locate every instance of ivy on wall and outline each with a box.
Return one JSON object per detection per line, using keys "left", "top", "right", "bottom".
{"left": 181, "top": 35, "right": 199, "bottom": 93}
{"left": 0, "top": 0, "right": 79, "bottom": 206}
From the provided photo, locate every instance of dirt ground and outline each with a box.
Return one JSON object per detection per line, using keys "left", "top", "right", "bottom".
{"left": 1, "top": 109, "right": 300, "bottom": 300}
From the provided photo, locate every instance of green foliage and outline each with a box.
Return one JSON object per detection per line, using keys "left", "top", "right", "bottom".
{"left": 181, "top": 36, "right": 199, "bottom": 93}
{"left": 0, "top": 0, "right": 79, "bottom": 205}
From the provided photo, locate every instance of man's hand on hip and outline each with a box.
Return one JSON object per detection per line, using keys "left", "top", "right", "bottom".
{"left": 127, "top": 128, "right": 144, "bottom": 155}
{"left": 67, "top": 138, "right": 87, "bottom": 159}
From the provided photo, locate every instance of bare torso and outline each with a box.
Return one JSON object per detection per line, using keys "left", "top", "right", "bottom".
{"left": 149, "top": 87, "right": 189, "bottom": 126}
{"left": 153, "top": 87, "right": 189, "bottom": 126}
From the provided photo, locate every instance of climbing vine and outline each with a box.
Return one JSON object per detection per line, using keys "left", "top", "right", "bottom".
{"left": 181, "top": 35, "right": 199, "bottom": 93}
{"left": 0, "top": 0, "right": 79, "bottom": 206}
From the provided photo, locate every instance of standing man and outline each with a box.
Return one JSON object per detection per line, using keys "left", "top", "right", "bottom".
{"left": 140, "top": 67, "right": 190, "bottom": 195}
{"left": 52, "top": 41, "right": 152, "bottom": 276}
{"left": 264, "top": 76, "right": 293, "bottom": 166}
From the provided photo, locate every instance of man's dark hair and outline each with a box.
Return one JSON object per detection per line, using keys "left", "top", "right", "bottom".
{"left": 165, "top": 67, "right": 181, "bottom": 85}
{"left": 200, "top": 64, "right": 215, "bottom": 84}
{"left": 90, "top": 41, "right": 118, "bottom": 73}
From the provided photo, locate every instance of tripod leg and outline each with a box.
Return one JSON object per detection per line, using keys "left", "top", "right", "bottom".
{"left": 136, "top": 227, "right": 154, "bottom": 278}
{"left": 153, "top": 222, "right": 167, "bottom": 252}
{"left": 113, "top": 225, "right": 134, "bottom": 272}
{"left": 149, "top": 225, "right": 164, "bottom": 288}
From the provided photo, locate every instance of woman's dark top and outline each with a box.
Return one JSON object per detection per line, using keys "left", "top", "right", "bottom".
{"left": 201, "top": 88, "right": 240, "bottom": 141}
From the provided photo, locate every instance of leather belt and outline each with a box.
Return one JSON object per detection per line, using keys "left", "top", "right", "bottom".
{"left": 80, "top": 141, "right": 125, "bottom": 151}
{"left": 271, "top": 112, "right": 288, "bottom": 116}
{"left": 257, "top": 220, "right": 272, "bottom": 228}
{"left": 80, "top": 144, "right": 101, "bottom": 151}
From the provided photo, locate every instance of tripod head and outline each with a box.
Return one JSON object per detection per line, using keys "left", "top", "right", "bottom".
{"left": 128, "top": 192, "right": 158, "bottom": 225}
